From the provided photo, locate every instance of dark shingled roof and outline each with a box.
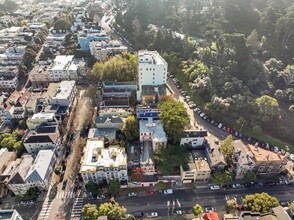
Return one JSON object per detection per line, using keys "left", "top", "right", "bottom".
{"left": 141, "top": 85, "right": 166, "bottom": 96}
{"left": 182, "top": 130, "right": 208, "bottom": 138}
{"left": 96, "top": 116, "right": 123, "bottom": 124}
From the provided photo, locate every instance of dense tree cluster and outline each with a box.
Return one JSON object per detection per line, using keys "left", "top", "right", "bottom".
{"left": 114, "top": 0, "right": 294, "bottom": 146}
{"left": 243, "top": 192, "right": 279, "bottom": 213}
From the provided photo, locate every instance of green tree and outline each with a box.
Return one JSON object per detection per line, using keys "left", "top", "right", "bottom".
{"left": 211, "top": 171, "right": 232, "bottom": 187}
{"left": 123, "top": 116, "right": 139, "bottom": 141}
{"left": 246, "top": 29, "right": 260, "bottom": 53}
{"left": 226, "top": 198, "right": 238, "bottom": 213}
{"left": 54, "top": 18, "right": 72, "bottom": 31}
{"left": 54, "top": 166, "right": 62, "bottom": 176}
{"left": 255, "top": 95, "right": 280, "bottom": 122}
{"left": 192, "top": 204, "right": 203, "bottom": 217}
{"left": 252, "top": 125, "right": 263, "bottom": 135}
{"left": 244, "top": 171, "right": 257, "bottom": 183}
{"left": 13, "top": 141, "right": 25, "bottom": 156}
{"left": 126, "top": 215, "right": 136, "bottom": 220}
{"left": 243, "top": 192, "right": 279, "bottom": 213}
{"left": 220, "top": 135, "right": 234, "bottom": 163}
{"left": 99, "top": 198, "right": 127, "bottom": 219}
{"left": 108, "top": 180, "right": 121, "bottom": 195}
{"left": 82, "top": 203, "right": 99, "bottom": 219}
{"left": 156, "top": 181, "right": 167, "bottom": 191}
{"left": 154, "top": 145, "right": 189, "bottom": 175}
{"left": 289, "top": 203, "right": 294, "bottom": 212}
{"left": 85, "top": 181, "right": 99, "bottom": 194}
{"left": 158, "top": 98, "right": 190, "bottom": 144}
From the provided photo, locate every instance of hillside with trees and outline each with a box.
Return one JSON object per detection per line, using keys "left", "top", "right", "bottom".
{"left": 113, "top": 0, "right": 294, "bottom": 149}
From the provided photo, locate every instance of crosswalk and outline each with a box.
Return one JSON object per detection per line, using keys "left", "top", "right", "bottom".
{"left": 55, "top": 190, "right": 76, "bottom": 199}
{"left": 71, "top": 198, "right": 84, "bottom": 219}
{"left": 37, "top": 199, "right": 53, "bottom": 220}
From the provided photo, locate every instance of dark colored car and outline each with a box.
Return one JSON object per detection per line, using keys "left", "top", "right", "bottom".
{"left": 146, "top": 191, "right": 157, "bottom": 195}
{"left": 62, "top": 179, "right": 67, "bottom": 190}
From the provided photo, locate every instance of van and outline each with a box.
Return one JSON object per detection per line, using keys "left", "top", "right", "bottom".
{"left": 133, "top": 212, "right": 144, "bottom": 218}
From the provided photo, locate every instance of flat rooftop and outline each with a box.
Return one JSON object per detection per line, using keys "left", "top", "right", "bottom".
{"left": 138, "top": 50, "right": 166, "bottom": 65}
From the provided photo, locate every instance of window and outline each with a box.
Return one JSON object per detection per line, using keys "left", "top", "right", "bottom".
{"left": 146, "top": 68, "right": 148, "bottom": 71}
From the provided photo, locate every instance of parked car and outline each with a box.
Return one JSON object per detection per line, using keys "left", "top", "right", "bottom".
{"left": 200, "top": 113, "right": 205, "bottom": 118}
{"left": 173, "top": 210, "right": 183, "bottom": 215}
{"left": 133, "top": 212, "right": 144, "bottom": 218}
{"left": 205, "top": 207, "right": 215, "bottom": 213}
{"left": 62, "top": 179, "right": 67, "bottom": 190}
{"left": 128, "top": 192, "right": 138, "bottom": 197}
{"left": 146, "top": 191, "right": 157, "bottom": 195}
{"left": 97, "top": 195, "right": 106, "bottom": 199}
{"left": 164, "top": 189, "right": 173, "bottom": 194}
{"left": 226, "top": 127, "right": 231, "bottom": 133}
{"left": 210, "top": 185, "right": 220, "bottom": 190}
{"left": 232, "top": 184, "right": 242, "bottom": 188}
{"left": 274, "top": 146, "right": 279, "bottom": 153}
{"left": 218, "top": 123, "right": 223, "bottom": 129}
{"left": 203, "top": 115, "right": 208, "bottom": 120}
{"left": 147, "top": 212, "right": 158, "bottom": 218}
{"left": 210, "top": 120, "right": 215, "bottom": 124}
{"left": 280, "top": 201, "right": 291, "bottom": 207}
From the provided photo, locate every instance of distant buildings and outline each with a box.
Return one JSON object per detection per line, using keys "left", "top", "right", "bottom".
{"left": 80, "top": 139, "right": 128, "bottom": 185}
{"left": 0, "top": 65, "right": 19, "bottom": 90}
{"left": 78, "top": 30, "right": 109, "bottom": 52}
{"left": 90, "top": 40, "right": 127, "bottom": 61}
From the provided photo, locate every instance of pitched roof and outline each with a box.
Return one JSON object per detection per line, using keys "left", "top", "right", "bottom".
{"left": 5, "top": 89, "right": 31, "bottom": 110}
{"left": 24, "top": 133, "right": 59, "bottom": 144}
{"left": 25, "top": 150, "right": 54, "bottom": 181}
{"left": 182, "top": 130, "right": 208, "bottom": 138}
{"left": 96, "top": 116, "right": 123, "bottom": 124}
{"left": 202, "top": 212, "right": 219, "bottom": 220}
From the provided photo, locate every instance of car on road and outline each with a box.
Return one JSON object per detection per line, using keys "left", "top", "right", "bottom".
{"left": 164, "top": 189, "right": 173, "bottom": 194}
{"left": 133, "top": 212, "right": 144, "bottom": 218}
{"left": 205, "top": 207, "right": 215, "bottom": 213}
{"left": 210, "top": 185, "right": 220, "bottom": 190}
{"left": 97, "top": 195, "right": 106, "bottom": 199}
{"left": 147, "top": 212, "right": 158, "bottom": 218}
{"left": 232, "top": 184, "right": 242, "bottom": 188}
{"left": 128, "top": 192, "right": 138, "bottom": 197}
{"left": 199, "top": 112, "right": 205, "bottom": 118}
{"left": 62, "top": 179, "right": 67, "bottom": 190}
{"left": 146, "top": 191, "right": 157, "bottom": 195}
{"left": 218, "top": 123, "right": 223, "bottom": 129}
{"left": 173, "top": 210, "right": 183, "bottom": 215}
{"left": 280, "top": 201, "right": 291, "bottom": 207}
{"left": 274, "top": 146, "right": 279, "bottom": 153}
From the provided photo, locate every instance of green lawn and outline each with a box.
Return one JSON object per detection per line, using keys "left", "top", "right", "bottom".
{"left": 174, "top": 73, "right": 294, "bottom": 152}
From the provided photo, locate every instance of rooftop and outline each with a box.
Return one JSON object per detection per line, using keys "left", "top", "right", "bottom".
{"left": 206, "top": 137, "right": 227, "bottom": 167}
{"left": 246, "top": 144, "right": 286, "bottom": 162}
{"left": 96, "top": 116, "right": 123, "bottom": 124}
{"left": 141, "top": 141, "right": 153, "bottom": 164}
{"left": 141, "top": 85, "right": 167, "bottom": 96}
{"left": 182, "top": 130, "right": 208, "bottom": 138}
{"left": 31, "top": 112, "right": 55, "bottom": 120}
{"left": 138, "top": 50, "right": 166, "bottom": 66}
{"left": 24, "top": 133, "right": 59, "bottom": 144}
{"left": 139, "top": 118, "right": 167, "bottom": 142}
{"left": 103, "top": 81, "right": 137, "bottom": 86}
{"left": 0, "top": 209, "right": 21, "bottom": 220}
{"left": 53, "top": 80, "right": 75, "bottom": 100}
{"left": 25, "top": 150, "right": 54, "bottom": 181}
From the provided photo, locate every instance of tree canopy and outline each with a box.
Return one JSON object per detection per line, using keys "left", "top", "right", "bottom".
{"left": 192, "top": 204, "right": 203, "bottom": 217}
{"left": 158, "top": 98, "right": 190, "bottom": 143}
{"left": 255, "top": 95, "right": 280, "bottom": 122}
{"left": 211, "top": 171, "right": 233, "bottom": 186}
{"left": 107, "top": 180, "right": 121, "bottom": 195}
{"left": 244, "top": 171, "right": 257, "bottom": 183}
{"left": 91, "top": 53, "right": 138, "bottom": 81}
{"left": 243, "top": 192, "right": 279, "bottom": 213}
{"left": 123, "top": 116, "right": 139, "bottom": 141}
{"left": 54, "top": 18, "right": 72, "bottom": 31}
{"left": 85, "top": 181, "right": 99, "bottom": 194}
{"left": 220, "top": 135, "right": 234, "bottom": 163}
{"left": 99, "top": 198, "right": 127, "bottom": 220}
{"left": 82, "top": 203, "right": 99, "bottom": 219}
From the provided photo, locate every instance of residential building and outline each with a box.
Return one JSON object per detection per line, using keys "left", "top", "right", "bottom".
{"left": 0, "top": 209, "right": 24, "bottom": 220}
{"left": 78, "top": 30, "right": 109, "bottom": 52}
{"left": 95, "top": 116, "right": 123, "bottom": 130}
{"left": 232, "top": 141, "right": 288, "bottom": 178}
{"left": 232, "top": 140, "right": 255, "bottom": 179}
{"left": 139, "top": 117, "right": 167, "bottom": 151}
{"left": 89, "top": 40, "right": 127, "bottom": 61}
{"left": 88, "top": 128, "right": 116, "bottom": 143}
{"left": 140, "top": 141, "right": 155, "bottom": 175}
{"left": 5, "top": 89, "right": 31, "bottom": 119}
{"left": 100, "top": 97, "right": 130, "bottom": 109}
{"left": 25, "top": 150, "right": 56, "bottom": 192}
{"left": 80, "top": 139, "right": 128, "bottom": 184}
{"left": 27, "top": 112, "right": 59, "bottom": 130}
{"left": 205, "top": 139, "right": 227, "bottom": 171}
{"left": 48, "top": 56, "right": 84, "bottom": 81}
{"left": 140, "top": 84, "right": 172, "bottom": 104}
{"left": 136, "top": 105, "right": 160, "bottom": 120}
{"left": 102, "top": 81, "right": 137, "bottom": 91}
{"left": 247, "top": 144, "right": 288, "bottom": 175}
{"left": 2, "top": 155, "right": 34, "bottom": 196}
{"left": 180, "top": 152, "right": 210, "bottom": 183}
{"left": 137, "top": 50, "right": 168, "bottom": 101}
{"left": 285, "top": 160, "right": 294, "bottom": 181}
{"left": 202, "top": 212, "right": 219, "bottom": 220}
{"left": 50, "top": 80, "right": 76, "bottom": 107}
{"left": 180, "top": 130, "right": 207, "bottom": 148}
{"left": 0, "top": 45, "right": 26, "bottom": 65}
{"left": 102, "top": 88, "right": 133, "bottom": 98}
{"left": 127, "top": 144, "right": 141, "bottom": 169}
{"left": 0, "top": 65, "right": 19, "bottom": 90}
{"left": 28, "top": 65, "right": 50, "bottom": 87}
{"left": 99, "top": 108, "right": 132, "bottom": 118}
{"left": 240, "top": 208, "right": 291, "bottom": 220}
{"left": 0, "top": 148, "right": 16, "bottom": 198}
{"left": 23, "top": 132, "right": 60, "bottom": 154}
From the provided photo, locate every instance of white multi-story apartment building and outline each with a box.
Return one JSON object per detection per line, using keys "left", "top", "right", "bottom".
{"left": 0, "top": 65, "right": 19, "bottom": 90}
{"left": 50, "top": 80, "right": 76, "bottom": 107}
{"left": 25, "top": 150, "right": 56, "bottom": 191}
{"left": 48, "top": 56, "right": 83, "bottom": 81}
{"left": 0, "top": 209, "right": 24, "bottom": 220}
{"left": 23, "top": 132, "right": 60, "bottom": 154}
{"left": 80, "top": 139, "right": 128, "bottom": 185}
{"left": 137, "top": 50, "right": 168, "bottom": 101}
{"left": 26, "top": 112, "right": 59, "bottom": 130}
{"left": 139, "top": 117, "right": 167, "bottom": 150}
{"left": 89, "top": 40, "right": 128, "bottom": 62}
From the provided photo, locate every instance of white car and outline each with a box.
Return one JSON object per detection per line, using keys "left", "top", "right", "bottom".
{"left": 194, "top": 108, "right": 200, "bottom": 112}
{"left": 174, "top": 210, "right": 182, "bottom": 215}
{"left": 199, "top": 113, "right": 205, "bottom": 118}
{"left": 147, "top": 212, "right": 158, "bottom": 218}
{"left": 218, "top": 123, "right": 223, "bottom": 129}
{"left": 210, "top": 185, "right": 220, "bottom": 190}
{"left": 205, "top": 207, "right": 215, "bottom": 213}
{"left": 128, "top": 192, "right": 137, "bottom": 197}
{"left": 164, "top": 189, "right": 173, "bottom": 194}
{"left": 232, "top": 184, "right": 242, "bottom": 188}
{"left": 274, "top": 146, "right": 279, "bottom": 153}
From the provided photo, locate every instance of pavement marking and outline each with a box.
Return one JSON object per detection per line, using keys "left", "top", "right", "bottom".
{"left": 70, "top": 198, "right": 84, "bottom": 218}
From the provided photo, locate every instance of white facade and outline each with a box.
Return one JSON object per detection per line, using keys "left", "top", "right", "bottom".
{"left": 51, "top": 80, "right": 76, "bottom": 107}
{"left": 0, "top": 209, "right": 24, "bottom": 220}
{"left": 89, "top": 40, "right": 128, "bottom": 62}
{"left": 48, "top": 55, "right": 79, "bottom": 81}
{"left": 0, "top": 65, "right": 19, "bottom": 90}
{"left": 23, "top": 133, "right": 60, "bottom": 154}
{"left": 26, "top": 112, "right": 58, "bottom": 130}
{"left": 139, "top": 117, "right": 167, "bottom": 150}
{"left": 80, "top": 139, "right": 128, "bottom": 184}
{"left": 137, "top": 50, "right": 168, "bottom": 101}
